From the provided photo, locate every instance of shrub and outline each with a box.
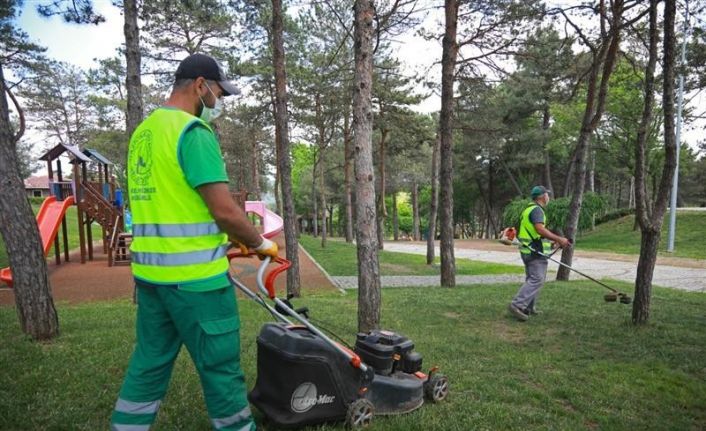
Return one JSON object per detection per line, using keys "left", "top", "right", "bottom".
{"left": 595, "top": 207, "right": 635, "bottom": 225}
{"left": 501, "top": 193, "right": 608, "bottom": 234}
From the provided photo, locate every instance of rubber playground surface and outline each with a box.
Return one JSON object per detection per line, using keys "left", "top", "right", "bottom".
{"left": 0, "top": 234, "right": 336, "bottom": 306}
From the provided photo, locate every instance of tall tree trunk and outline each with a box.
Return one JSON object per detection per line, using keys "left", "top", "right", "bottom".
{"left": 274, "top": 169, "right": 281, "bottom": 214}
{"left": 562, "top": 151, "right": 576, "bottom": 198}
{"left": 439, "top": 0, "right": 459, "bottom": 287}
{"left": 269, "top": 80, "right": 284, "bottom": 217}
{"left": 272, "top": 0, "right": 301, "bottom": 296}
{"left": 392, "top": 192, "right": 399, "bottom": 240}
{"left": 353, "top": 0, "right": 381, "bottom": 332}
{"left": 588, "top": 146, "right": 595, "bottom": 193}
{"left": 426, "top": 134, "right": 440, "bottom": 264}
{"left": 0, "top": 65, "right": 59, "bottom": 340}
{"left": 376, "top": 191, "right": 385, "bottom": 247}
{"left": 251, "top": 140, "right": 260, "bottom": 199}
{"left": 320, "top": 146, "right": 327, "bottom": 248}
{"left": 541, "top": 105, "right": 554, "bottom": 192}
{"left": 123, "top": 0, "right": 143, "bottom": 140}
{"left": 487, "top": 160, "right": 495, "bottom": 235}
{"left": 500, "top": 159, "right": 523, "bottom": 198}
{"left": 376, "top": 128, "right": 388, "bottom": 249}
{"left": 412, "top": 180, "right": 420, "bottom": 241}
{"left": 558, "top": 0, "right": 622, "bottom": 281}
{"left": 312, "top": 159, "right": 318, "bottom": 237}
{"left": 343, "top": 109, "right": 354, "bottom": 242}
{"left": 476, "top": 177, "right": 498, "bottom": 236}
{"left": 633, "top": 0, "right": 677, "bottom": 324}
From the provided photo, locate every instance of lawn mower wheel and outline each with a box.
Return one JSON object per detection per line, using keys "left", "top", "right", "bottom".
{"left": 346, "top": 398, "right": 374, "bottom": 429}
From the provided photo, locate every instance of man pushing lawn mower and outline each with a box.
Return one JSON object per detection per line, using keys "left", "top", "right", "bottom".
{"left": 508, "top": 186, "right": 570, "bottom": 322}
{"left": 110, "top": 53, "right": 278, "bottom": 431}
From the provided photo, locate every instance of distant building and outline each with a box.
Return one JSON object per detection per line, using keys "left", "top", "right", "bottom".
{"left": 24, "top": 175, "right": 50, "bottom": 198}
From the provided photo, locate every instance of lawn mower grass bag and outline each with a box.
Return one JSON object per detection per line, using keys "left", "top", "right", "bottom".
{"left": 248, "top": 322, "right": 373, "bottom": 428}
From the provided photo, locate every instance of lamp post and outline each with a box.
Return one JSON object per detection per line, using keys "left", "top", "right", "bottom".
{"left": 667, "top": 3, "right": 689, "bottom": 253}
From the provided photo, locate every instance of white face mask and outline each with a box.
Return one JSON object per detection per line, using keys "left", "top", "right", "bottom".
{"left": 199, "top": 84, "right": 223, "bottom": 122}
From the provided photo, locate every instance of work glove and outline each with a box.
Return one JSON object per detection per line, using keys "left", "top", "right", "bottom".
{"left": 255, "top": 237, "right": 279, "bottom": 260}
{"left": 229, "top": 239, "right": 250, "bottom": 256}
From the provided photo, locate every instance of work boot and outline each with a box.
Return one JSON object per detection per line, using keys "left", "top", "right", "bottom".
{"left": 508, "top": 303, "right": 528, "bottom": 321}
{"left": 524, "top": 307, "right": 542, "bottom": 316}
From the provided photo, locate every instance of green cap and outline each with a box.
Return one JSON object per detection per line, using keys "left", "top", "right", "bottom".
{"left": 530, "top": 185, "right": 550, "bottom": 199}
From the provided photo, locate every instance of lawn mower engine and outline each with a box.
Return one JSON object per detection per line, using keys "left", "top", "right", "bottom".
{"left": 354, "top": 330, "right": 448, "bottom": 414}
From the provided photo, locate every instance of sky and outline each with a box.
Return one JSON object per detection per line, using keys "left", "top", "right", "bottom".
{"left": 16, "top": 1, "right": 125, "bottom": 70}
{"left": 11, "top": 1, "right": 704, "bottom": 151}
{"left": 14, "top": 1, "right": 443, "bottom": 110}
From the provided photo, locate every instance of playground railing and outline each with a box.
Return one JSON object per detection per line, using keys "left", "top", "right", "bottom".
{"left": 48, "top": 181, "right": 73, "bottom": 201}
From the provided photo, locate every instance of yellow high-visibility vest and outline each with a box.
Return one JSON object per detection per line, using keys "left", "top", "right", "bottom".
{"left": 128, "top": 108, "right": 228, "bottom": 284}
{"left": 518, "top": 204, "right": 552, "bottom": 255}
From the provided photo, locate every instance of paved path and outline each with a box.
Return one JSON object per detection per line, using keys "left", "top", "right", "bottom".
{"left": 331, "top": 242, "right": 706, "bottom": 292}
{"left": 332, "top": 274, "right": 525, "bottom": 289}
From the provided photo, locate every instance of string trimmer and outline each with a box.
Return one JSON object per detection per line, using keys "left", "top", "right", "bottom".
{"left": 498, "top": 227, "right": 631, "bottom": 303}
{"left": 525, "top": 244, "right": 632, "bottom": 304}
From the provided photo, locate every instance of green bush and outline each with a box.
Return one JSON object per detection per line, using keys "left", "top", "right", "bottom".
{"left": 502, "top": 193, "right": 608, "bottom": 233}
{"left": 595, "top": 207, "right": 635, "bottom": 225}
{"left": 27, "top": 196, "right": 46, "bottom": 205}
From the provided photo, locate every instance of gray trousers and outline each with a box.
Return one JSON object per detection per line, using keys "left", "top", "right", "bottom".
{"left": 511, "top": 254, "right": 548, "bottom": 310}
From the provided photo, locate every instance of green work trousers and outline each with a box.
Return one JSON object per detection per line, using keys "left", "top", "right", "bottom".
{"left": 110, "top": 283, "right": 255, "bottom": 431}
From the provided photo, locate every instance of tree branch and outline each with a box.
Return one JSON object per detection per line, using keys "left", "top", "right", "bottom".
{"left": 5, "top": 85, "right": 25, "bottom": 143}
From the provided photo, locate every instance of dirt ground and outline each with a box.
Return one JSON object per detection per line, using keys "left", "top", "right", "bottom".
{"left": 0, "top": 233, "right": 336, "bottom": 306}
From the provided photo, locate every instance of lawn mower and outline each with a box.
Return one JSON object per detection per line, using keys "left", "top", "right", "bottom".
{"left": 497, "top": 233, "right": 632, "bottom": 304}
{"left": 227, "top": 252, "right": 449, "bottom": 429}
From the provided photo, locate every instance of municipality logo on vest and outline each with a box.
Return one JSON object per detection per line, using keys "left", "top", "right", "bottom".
{"left": 290, "top": 382, "right": 335, "bottom": 413}
{"left": 129, "top": 129, "right": 153, "bottom": 186}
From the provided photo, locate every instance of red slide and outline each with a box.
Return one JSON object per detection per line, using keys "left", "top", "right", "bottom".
{"left": 0, "top": 195, "right": 75, "bottom": 287}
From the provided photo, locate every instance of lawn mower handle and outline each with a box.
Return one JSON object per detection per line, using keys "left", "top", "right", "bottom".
{"left": 226, "top": 249, "right": 290, "bottom": 299}
{"left": 228, "top": 251, "right": 369, "bottom": 373}
{"left": 256, "top": 256, "right": 370, "bottom": 373}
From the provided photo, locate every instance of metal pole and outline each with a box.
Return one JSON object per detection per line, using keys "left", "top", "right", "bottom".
{"left": 667, "top": 3, "right": 689, "bottom": 253}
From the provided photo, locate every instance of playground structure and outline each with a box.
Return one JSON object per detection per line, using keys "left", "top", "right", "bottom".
{"left": 244, "top": 199, "right": 284, "bottom": 239}
{"left": 1, "top": 149, "right": 283, "bottom": 287}
{"left": 1, "top": 144, "right": 127, "bottom": 286}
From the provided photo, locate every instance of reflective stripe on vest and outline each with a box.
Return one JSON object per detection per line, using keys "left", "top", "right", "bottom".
{"left": 518, "top": 204, "right": 552, "bottom": 255}
{"left": 128, "top": 108, "right": 228, "bottom": 284}
{"left": 133, "top": 245, "right": 229, "bottom": 266}
{"left": 133, "top": 222, "right": 221, "bottom": 237}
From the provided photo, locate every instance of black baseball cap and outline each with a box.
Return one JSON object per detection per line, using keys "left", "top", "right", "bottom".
{"left": 175, "top": 53, "right": 240, "bottom": 96}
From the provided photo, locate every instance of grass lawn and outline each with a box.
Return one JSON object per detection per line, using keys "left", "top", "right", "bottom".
{"left": 0, "top": 204, "right": 104, "bottom": 268}
{"left": 578, "top": 211, "right": 706, "bottom": 259}
{"left": 299, "top": 235, "right": 522, "bottom": 276}
{"left": 0, "top": 280, "right": 704, "bottom": 430}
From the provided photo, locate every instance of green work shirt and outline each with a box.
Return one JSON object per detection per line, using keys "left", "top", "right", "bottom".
{"left": 179, "top": 123, "right": 229, "bottom": 188}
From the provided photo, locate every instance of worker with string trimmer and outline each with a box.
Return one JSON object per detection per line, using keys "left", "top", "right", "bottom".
{"left": 508, "top": 186, "right": 571, "bottom": 322}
